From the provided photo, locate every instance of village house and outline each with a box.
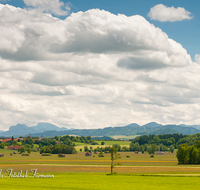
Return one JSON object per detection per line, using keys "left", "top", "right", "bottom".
{"left": 0, "top": 138, "right": 19, "bottom": 142}
{"left": 59, "top": 154, "right": 65, "bottom": 157}
{"left": 85, "top": 152, "right": 92, "bottom": 156}
{"left": 7, "top": 146, "right": 22, "bottom": 150}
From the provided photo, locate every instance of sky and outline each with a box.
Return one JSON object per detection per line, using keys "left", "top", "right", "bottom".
{"left": 0, "top": 0, "right": 200, "bottom": 130}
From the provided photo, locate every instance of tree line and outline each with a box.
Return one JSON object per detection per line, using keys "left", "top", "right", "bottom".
{"left": 176, "top": 140, "right": 200, "bottom": 164}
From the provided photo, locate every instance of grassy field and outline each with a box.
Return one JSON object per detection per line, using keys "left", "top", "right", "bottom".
{"left": 1, "top": 149, "right": 200, "bottom": 189}
{"left": 75, "top": 140, "right": 131, "bottom": 151}
{"left": 1, "top": 172, "right": 200, "bottom": 190}
{"left": 102, "top": 140, "right": 131, "bottom": 146}
{"left": 110, "top": 135, "right": 139, "bottom": 140}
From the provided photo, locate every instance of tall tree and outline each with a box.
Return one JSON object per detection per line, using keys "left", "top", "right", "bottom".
{"left": 109, "top": 147, "right": 121, "bottom": 175}
{"left": 176, "top": 144, "right": 189, "bottom": 164}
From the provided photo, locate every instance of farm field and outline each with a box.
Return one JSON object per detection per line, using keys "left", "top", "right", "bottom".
{"left": 110, "top": 135, "right": 139, "bottom": 140}
{"left": 1, "top": 149, "right": 200, "bottom": 189}
{"left": 75, "top": 140, "right": 131, "bottom": 151}
{"left": 1, "top": 172, "right": 200, "bottom": 190}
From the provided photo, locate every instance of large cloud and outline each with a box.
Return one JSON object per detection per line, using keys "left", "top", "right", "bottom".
{"left": 0, "top": 4, "right": 199, "bottom": 130}
{"left": 148, "top": 4, "right": 193, "bottom": 22}
{"left": 195, "top": 54, "right": 200, "bottom": 64}
{"left": 23, "top": 0, "right": 71, "bottom": 16}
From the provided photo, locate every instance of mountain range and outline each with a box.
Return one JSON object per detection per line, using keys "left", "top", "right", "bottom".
{"left": 1, "top": 122, "right": 200, "bottom": 138}
{"left": 0, "top": 123, "right": 68, "bottom": 137}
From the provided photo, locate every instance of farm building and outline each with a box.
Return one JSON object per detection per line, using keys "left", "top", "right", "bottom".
{"left": 59, "top": 154, "right": 65, "bottom": 157}
{"left": 156, "top": 151, "right": 165, "bottom": 155}
{"left": 7, "top": 146, "right": 22, "bottom": 150}
{"left": 135, "top": 151, "right": 139, "bottom": 154}
{"left": 0, "top": 153, "right": 4, "bottom": 157}
{"left": 85, "top": 152, "right": 92, "bottom": 156}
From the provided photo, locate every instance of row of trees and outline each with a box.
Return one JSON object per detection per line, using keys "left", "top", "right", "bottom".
{"left": 132, "top": 134, "right": 186, "bottom": 148}
{"left": 40, "top": 144, "right": 77, "bottom": 154}
{"left": 176, "top": 141, "right": 200, "bottom": 164}
{"left": 83, "top": 143, "right": 174, "bottom": 154}
{"left": 130, "top": 142, "right": 174, "bottom": 153}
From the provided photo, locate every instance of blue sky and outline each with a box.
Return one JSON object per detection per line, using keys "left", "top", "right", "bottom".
{"left": 0, "top": 0, "right": 200, "bottom": 130}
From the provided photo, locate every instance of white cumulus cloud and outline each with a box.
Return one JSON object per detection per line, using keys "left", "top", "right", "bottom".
{"left": 195, "top": 54, "right": 200, "bottom": 64}
{"left": 23, "top": 0, "right": 71, "bottom": 16}
{"left": 0, "top": 4, "right": 199, "bottom": 130}
{"left": 148, "top": 4, "right": 193, "bottom": 22}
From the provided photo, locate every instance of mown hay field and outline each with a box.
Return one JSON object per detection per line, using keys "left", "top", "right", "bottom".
{"left": 1, "top": 149, "right": 200, "bottom": 189}
{"left": 0, "top": 150, "right": 178, "bottom": 166}
{"left": 1, "top": 150, "right": 200, "bottom": 173}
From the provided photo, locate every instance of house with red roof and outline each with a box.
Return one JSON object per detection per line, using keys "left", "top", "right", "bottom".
{"left": 7, "top": 146, "right": 22, "bottom": 150}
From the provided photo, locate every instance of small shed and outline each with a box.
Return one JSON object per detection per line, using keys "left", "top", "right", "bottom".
{"left": 59, "top": 154, "right": 65, "bottom": 157}
{"left": 0, "top": 153, "right": 4, "bottom": 157}
{"left": 85, "top": 152, "right": 92, "bottom": 156}
{"left": 156, "top": 151, "right": 165, "bottom": 155}
{"left": 135, "top": 151, "right": 139, "bottom": 154}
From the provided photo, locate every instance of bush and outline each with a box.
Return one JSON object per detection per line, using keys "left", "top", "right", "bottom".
{"left": 150, "top": 154, "right": 154, "bottom": 158}
{"left": 98, "top": 152, "right": 104, "bottom": 157}
{"left": 126, "top": 155, "right": 130, "bottom": 158}
{"left": 22, "top": 153, "right": 29, "bottom": 156}
{"left": 41, "top": 153, "right": 51, "bottom": 156}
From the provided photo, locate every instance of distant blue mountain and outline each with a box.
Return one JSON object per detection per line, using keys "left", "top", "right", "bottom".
{"left": 0, "top": 123, "right": 68, "bottom": 137}
{"left": 142, "top": 122, "right": 163, "bottom": 128}
{"left": 124, "top": 123, "right": 140, "bottom": 127}
{"left": 180, "top": 124, "right": 200, "bottom": 130}
{"left": 1, "top": 122, "right": 200, "bottom": 137}
{"left": 30, "top": 122, "right": 67, "bottom": 132}
{"left": 1, "top": 124, "right": 36, "bottom": 136}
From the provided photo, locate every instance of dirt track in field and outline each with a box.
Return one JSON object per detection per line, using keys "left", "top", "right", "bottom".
{"left": 1, "top": 164, "right": 200, "bottom": 174}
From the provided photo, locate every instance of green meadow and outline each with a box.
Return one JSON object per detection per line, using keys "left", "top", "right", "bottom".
{"left": 1, "top": 172, "right": 200, "bottom": 190}
{"left": 1, "top": 148, "right": 200, "bottom": 189}
{"left": 75, "top": 140, "right": 131, "bottom": 151}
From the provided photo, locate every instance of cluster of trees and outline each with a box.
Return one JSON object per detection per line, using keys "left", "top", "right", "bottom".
{"left": 83, "top": 142, "right": 174, "bottom": 154}
{"left": 55, "top": 135, "right": 98, "bottom": 145}
{"left": 22, "top": 138, "right": 34, "bottom": 145}
{"left": 40, "top": 144, "right": 77, "bottom": 154}
{"left": 132, "top": 134, "right": 186, "bottom": 148}
{"left": 18, "top": 147, "right": 32, "bottom": 154}
{"left": 176, "top": 141, "right": 200, "bottom": 164}
{"left": 83, "top": 144, "right": 129, "bottom": 153}
{"left": 34, "top": 135, "right": 98, "bottom": 147}
{"left": 130, "top": 142, "right": 174, "bottom": 153}
{"left": 0, "top": 142, "right": 5, "bottom": 149}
